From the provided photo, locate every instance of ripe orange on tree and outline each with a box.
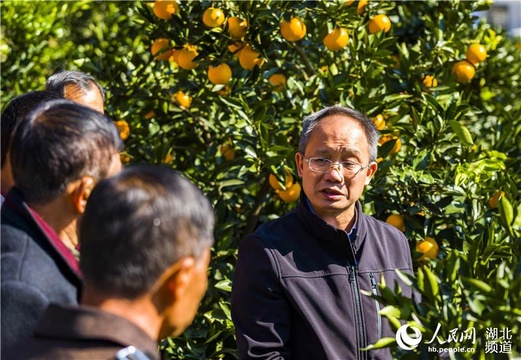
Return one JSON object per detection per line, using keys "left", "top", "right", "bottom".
{"left": 386, "top": 214, "right": 405, "bottom": 232}
{"left": 238, "top": 44, "right": 264, "bottom": 70}
{"left": 153, "top": 0, "right": 179, "bottom": 20}
{"left": 172, "top": 91, "right": 192, "bottom": 109}
{"left": 451, "top": 60, "right": 475, "bottom": 83}
{"left": 219, "top": 144, "right": 235, "bottom": 161}
{"left": 114, "top": 120, "right": 130, "bottom": 140}
{"left": 357, "top": 0, "right": 368, "bottom": 14}
{"left": 368, "top": 14, "right": 392, "bottom": 34}
{"left": 176, "top": 45, "right": 199, "bottom": 70}
{"left": 151, "top": 38, "right": 171, "bottom": 61}
{"left": 488, "top": 190, "right": 505, "bottom": 209}
{"left": 208, "top": 63, "right": 232, "bottom": 85}
{"left": 416, "top": 236, "right": 439, "bottom": 260}
{"left": 202, "top": 7, "right": 225, "bottom": 28}
{"left": 145, "top": 111, "right": 156, "bottom": 120}
{"left": 466, "top": 44, "right": 487, "bottom": 65}
{"left": 278, "top": 182, "right": 301, "bottom": 203}
{"left": 228, "top": 41, "right": 245, "bottom": 54}
{"left": 120, "top": 152, "right": 132, "bottom": 164}
{"left": 162, "top": 153, "right": 174, "bottom": 164}
{"left": 216, "top": 85, "right": 231, "bottom": 96}
{"left": 323, "top": 27, "right": 349, "bottom": 51}
{"left": 269, "top": 170, "right": 294, "bottom": 191}
{"left": 169, "top": 49, "right": 179, "bottom": 63}
{"left": 280, "top": 17, "right": 307, "bottom": 42}
{"left": 422, "top": 74, "right": 438, "bottom": 87}
{"left": 269, "top": 73, "right": 287, "bottom": 91}
{"left": 226, "top": 16, "right": 248, "bottom": 39}
{"left": 373, "top": 114, "right": 385, "bottom": 130}
{"left": 379, "top": 134, "right": 401, "bottom": 155}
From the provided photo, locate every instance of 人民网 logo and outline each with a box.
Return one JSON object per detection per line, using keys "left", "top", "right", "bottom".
{"left": 396, "top": 324, "right": 422, "bottom": 350}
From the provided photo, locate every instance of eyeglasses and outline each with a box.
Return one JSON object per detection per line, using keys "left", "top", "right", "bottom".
{"left": 304, "top": 156, "right": 369, "bottom": 177}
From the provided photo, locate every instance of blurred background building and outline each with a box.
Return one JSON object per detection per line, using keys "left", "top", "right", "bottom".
{"left": 478, "top": 0, "right": 521, "bottom": 37}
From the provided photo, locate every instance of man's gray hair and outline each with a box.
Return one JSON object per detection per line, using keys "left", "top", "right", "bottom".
{"left": 298, "top": 105, "right": 379, "bottom": 162}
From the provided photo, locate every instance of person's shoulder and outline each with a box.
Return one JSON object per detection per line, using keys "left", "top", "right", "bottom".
{"left": 256, "top": 210, "right": 299, "bottom": 234}
{"left": 249, "top": 210, "right": 300, "bottom": 242}
{"left": 3, "top": 339, "right": 127, "bottom": 360}
{"left": 361, "top": 213, "right": 407, "bottom": 242}
{"left": 1, "top": 197, "right": 34, "bottom": 235}
{"left": 1, "top": 225, "right": 73, "bottom": 294}
{"left": 1, "top": 222, "right": 36, "bottom": 270}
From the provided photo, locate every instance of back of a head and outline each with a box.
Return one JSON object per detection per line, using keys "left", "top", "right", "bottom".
{"left": 46, "top": 70, "right": 105, "bottom": 112}
{"left": 1, "top": 91, "right": 62, "bottom": 167}
{"left": 79, "top": 165, "right": 215, "bottom": 299}
{"left": 9, "top": 99, "right": 123, "bottom": 205}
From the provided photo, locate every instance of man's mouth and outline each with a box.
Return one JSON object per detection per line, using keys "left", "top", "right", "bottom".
{"left": 321, "top": 188, "right": 344, "bottom": 197}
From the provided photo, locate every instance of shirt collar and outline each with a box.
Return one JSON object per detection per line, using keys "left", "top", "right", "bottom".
{"left": 306, "top": 197, "right": 357, "bottom": 241}
{"left": 27, "top": 205, "right": 81, "bottom": 275}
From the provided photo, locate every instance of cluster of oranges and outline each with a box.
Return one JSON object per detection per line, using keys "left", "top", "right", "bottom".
{"left": 421, "top": 43, "right": 487, "bottom": 88}
{"left": 385, "top": 214, "right": 439, "bottom": 260}
{"left": 372, "top": 114, "right": 402, "bottom": 157}
{"left": 452, "top": 44, "right": 488, "bottom": 83}
{"left": 149, "top": 1, "right": 398, "bottom": 120}
{"left": 281, "top": 11, "right": 391, "bottom": 52}
{"left": 151, "top": 1, "right": 394, "bottom": 77}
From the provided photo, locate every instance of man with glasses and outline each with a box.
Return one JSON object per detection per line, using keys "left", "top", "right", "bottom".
{"left": 231, "top": 105, "right": 416, "bottom": 359}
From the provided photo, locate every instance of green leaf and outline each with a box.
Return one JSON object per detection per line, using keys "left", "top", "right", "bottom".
{"left": 214, "top": 280, "right": 232, "bottom": 292}
{"left": 462, "top": 277, "right": 493, "bottom": 293}
{"left": 448, "top": 120, "right": 474, "bottom": 146}
{"left": 498, "top": 195, "right": 514, "bottom": 228}
{"left": 219, "top": 179, "right": 244, "bottom": 190}
{"left": 362, "top": 337, "right": 396, "bottom": 351}
{"left": 379, "top": 305, "right": 401, "bottom": 318}
{"left": 423, "top": 266, "right": 440, "bottom": 299}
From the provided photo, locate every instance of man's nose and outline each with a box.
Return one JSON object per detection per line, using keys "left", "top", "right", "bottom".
{"left": 325, "top": 163, "right": 344, "bottom": 182}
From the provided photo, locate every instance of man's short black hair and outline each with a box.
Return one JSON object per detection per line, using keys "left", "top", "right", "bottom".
{"left": 1, "top": 91, "right": 62, "bottom": 167}
{"left": 10, "top": 99, "right": 122, "bottom": 205}
{"left": 79, "top": 165, "right": 215, "bottom": 299}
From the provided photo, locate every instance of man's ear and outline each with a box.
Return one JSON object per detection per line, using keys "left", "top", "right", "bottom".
{"left": 295, "top": 152, "right": 304, "bottom": 177}
{"left": 364, "top": 161, "right": 378, "bottom": 185}
{"left": 70, "top": 176, "right": 95, "bottom": 214}
{"left": 152, "top": 257, "right": 195, "bottom": 307}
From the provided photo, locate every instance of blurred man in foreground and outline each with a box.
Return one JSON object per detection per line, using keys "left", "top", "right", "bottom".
{"left": 5, "top": 165, "right": 215, "bottom": 359}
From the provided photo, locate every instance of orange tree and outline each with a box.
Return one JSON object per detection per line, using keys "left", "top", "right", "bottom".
{"left": 134, "top": 1, "right": 520, "bottom": 358}
{"left": 2, "top": 0, "right": 520, "bottom": 358}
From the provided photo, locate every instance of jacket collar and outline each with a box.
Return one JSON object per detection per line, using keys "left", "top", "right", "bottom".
{"left": 34, "top": 304, "right": 159, "bottom": 359}
{"left": 296, "top": 191, "right": 366, "bottom": 265}
{"left": 2, "top": 188, "right": 82, "bottom": 281}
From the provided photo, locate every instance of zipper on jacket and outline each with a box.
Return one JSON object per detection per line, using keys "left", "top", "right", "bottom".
{"left": 350, "top": 266, "right": 367, "bottom": 360}
{"left": 369, "top": 272, "right": 383, "bottom": 340}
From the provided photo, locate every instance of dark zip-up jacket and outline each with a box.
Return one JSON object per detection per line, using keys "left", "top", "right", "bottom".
{"left": 231, "top": 194, "right": 415, "bottom": 359}
{"left": 1, "top": 189, "right": 82, "bottom": 351}
{"left": 3, "top": 304, "right": 159, "bottom": 360}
